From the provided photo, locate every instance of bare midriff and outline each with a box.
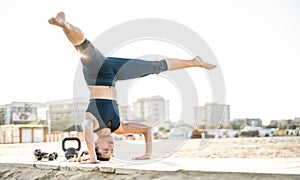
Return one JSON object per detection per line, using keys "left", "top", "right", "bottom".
{"left": 88, "top": 86, "right": 117, "bottom": 100}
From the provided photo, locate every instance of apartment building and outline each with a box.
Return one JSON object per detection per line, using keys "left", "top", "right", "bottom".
{"left": 194, "top": 103, "right": 230, "bottom": 128}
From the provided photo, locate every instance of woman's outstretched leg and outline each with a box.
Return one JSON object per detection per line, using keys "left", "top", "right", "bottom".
{"left": 166, "top": 56, "right": 216, "bottom": 70}
{"left": 113, "top": 55, "right": 216, "bottom": 81}
{"left": 48, "top": 12, "right": 85, "bottom": 46}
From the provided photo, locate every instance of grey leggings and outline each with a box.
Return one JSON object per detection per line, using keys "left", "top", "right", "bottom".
{"left": 76, "top": 39, "right": 168, "bottom": 87}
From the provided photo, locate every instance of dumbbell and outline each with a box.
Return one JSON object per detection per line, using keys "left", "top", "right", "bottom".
{"left": 34, "top": 149, "right": 58, "bottom": 161}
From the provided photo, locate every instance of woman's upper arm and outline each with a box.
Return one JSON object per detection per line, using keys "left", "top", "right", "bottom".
{"left": 114, "top": 122, "right": 150, "bottom": 135}
{"left": 114, "top": 122, "right": 127, "bottom": 134}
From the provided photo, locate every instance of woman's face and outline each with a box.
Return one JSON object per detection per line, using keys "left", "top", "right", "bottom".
{"left": 95, "top": 135, "right": 114, "bottom": 159}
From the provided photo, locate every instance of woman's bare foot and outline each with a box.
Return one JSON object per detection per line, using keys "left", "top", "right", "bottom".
{"left": 194, "top": 56, "right": 217, "bottom": 70}
{"left": 132, "top": 154, "right": 151, "bottom": 160}
{"left": 48, "top": 12, "right": 67, "bottom": 28}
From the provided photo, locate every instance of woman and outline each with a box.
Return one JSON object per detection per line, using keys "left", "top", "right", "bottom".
{"left": 49, "top": 12, "right": 216, "bottom": 163}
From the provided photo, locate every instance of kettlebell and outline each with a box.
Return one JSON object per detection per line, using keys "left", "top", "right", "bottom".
{"left": 62, "top": 137, "right": 81, "bottom": 159}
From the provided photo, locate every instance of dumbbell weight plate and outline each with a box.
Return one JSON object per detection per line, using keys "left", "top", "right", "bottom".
{"left": 48, "top": 153, "right": 55, "bottom": 161}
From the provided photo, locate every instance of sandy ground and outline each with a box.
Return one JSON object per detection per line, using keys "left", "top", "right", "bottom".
{"left": 172, "top": 136, "right": 300, "bottom": 158}
{"left": 0, "top": 136, "right": 300, "bottom": 179}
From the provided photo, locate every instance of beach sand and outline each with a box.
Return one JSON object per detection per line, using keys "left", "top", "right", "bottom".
{"left": 172, "top": 136, "right": 300, "bottom": 158}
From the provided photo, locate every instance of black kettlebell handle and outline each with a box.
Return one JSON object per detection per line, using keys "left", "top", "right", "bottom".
{"left": 62, "top": 137, "right": 81, "bottom": 152}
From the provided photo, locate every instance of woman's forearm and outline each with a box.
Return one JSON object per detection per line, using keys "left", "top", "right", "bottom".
{"left": 81, "top": 119, "right": 97, "bottom": 162}
{"left": 118, "top": 122, "right": 152, "bottom": 159}
{"left": 144, "top": 127, "right": 152, "bottom": 156}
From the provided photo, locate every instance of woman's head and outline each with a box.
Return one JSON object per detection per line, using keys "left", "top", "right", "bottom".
{"left": 95, "top": 147, "right": 111, "bottom": 161}
{"left": 95, "top": 134, "right": 114, "bottom": 161}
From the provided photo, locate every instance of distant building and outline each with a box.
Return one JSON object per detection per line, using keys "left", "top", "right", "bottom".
{"left": 121, "top": 96, "right": 170, "bottom": 127}
{"left": 47, "top": 99, "right": 87, "bottom": 131}
{"left": 246, "top": 118, "right": 262, "bottom": 127}
{"left": 231, "top": 118, "right": 262, "bottom": 129}
{"left": 119, "top": 106, "right": 134, "bottom": 122}
{"left": 194, "top": 103, "right": 230, "bottom": 128}
{"left": 0, "top": 102, "right": 48, "bottom": 144}
{"left": 0, "top": 101, "right": 46, "bottom": 125}
{"left": 0, "top": 124, "right": 47, "bottom": 143}
{"left": 268, "top": 120, "right": 279, "bottom": 128}
{"left": 268, "top": 119, "right": 296, "bottom": 129}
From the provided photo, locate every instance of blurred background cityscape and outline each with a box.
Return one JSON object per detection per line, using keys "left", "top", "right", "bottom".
{"left": 0, "top": 96, "right": 299, "bottom": 144}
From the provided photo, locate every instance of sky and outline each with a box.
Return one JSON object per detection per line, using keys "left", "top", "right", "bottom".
{"left": 0, "top": 0, "right": 300, "bottom": 124}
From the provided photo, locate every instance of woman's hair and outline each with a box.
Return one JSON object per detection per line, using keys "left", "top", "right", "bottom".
{"left": 95, "top": 147, "right": 110, "bottom": 161}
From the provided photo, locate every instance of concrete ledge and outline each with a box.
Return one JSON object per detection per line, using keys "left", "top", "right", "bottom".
{"left": 1, "top": 163, "right": 300, "bottom": 180}
{"left": 1, "top": 157, "right": 300, "bottom": 180}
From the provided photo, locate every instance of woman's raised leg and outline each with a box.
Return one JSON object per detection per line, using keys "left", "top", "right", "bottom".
{"left": 48, "top": 12, "right": 85, "bottom": 46}
{"left": 113, "top": 55, "right": 216, "bottom": 81}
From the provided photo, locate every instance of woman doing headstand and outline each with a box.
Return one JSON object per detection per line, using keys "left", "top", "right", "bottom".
{"left": 49, "top": 12, "right": 216, "bottom": 163}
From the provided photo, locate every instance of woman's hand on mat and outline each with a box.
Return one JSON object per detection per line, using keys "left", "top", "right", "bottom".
{"left": 79, "top": 159, "right": 99, "bottom": 164}
{"left": 80, "top": 161, "right": 99, "bottom": 164}
{"left": 68, "top": 156, "right": 98, "bottom": 164}
{"left": 132, "top": 154, "right": 151, "bottom": 160}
